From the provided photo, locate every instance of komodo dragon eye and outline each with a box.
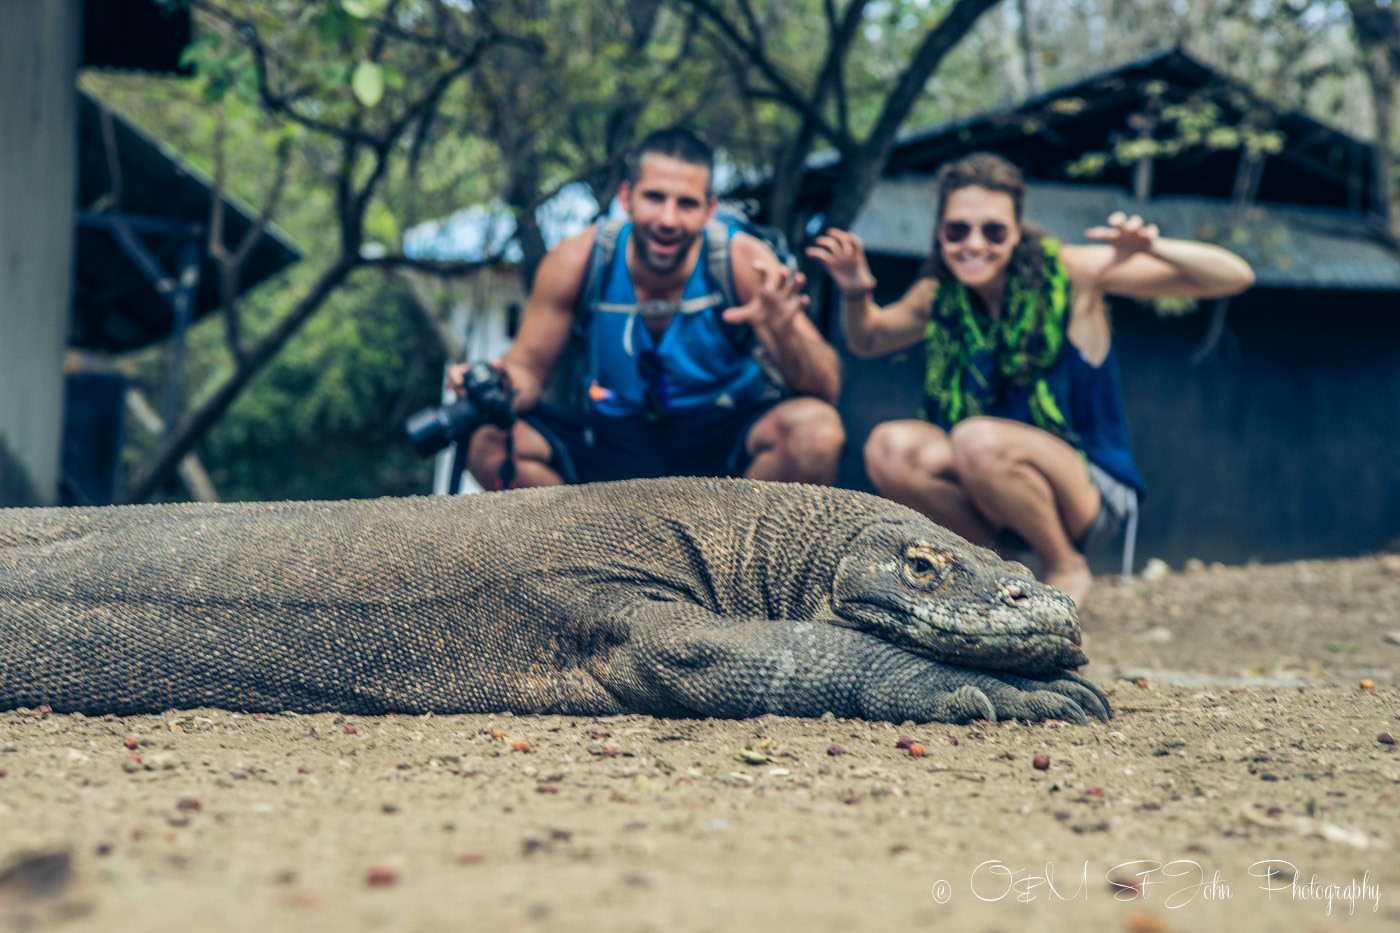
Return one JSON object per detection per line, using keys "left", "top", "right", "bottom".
{"left": 902, "top": 544, "right": 955, "bottom": 588}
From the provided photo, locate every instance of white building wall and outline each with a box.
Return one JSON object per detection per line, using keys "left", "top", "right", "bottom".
{"left": 0, "top": 0, "right": 81, "bottom": 506}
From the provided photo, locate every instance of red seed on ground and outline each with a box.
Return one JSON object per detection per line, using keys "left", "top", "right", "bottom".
{"left": 457, "top": 852, "right": 484, "bottom": 865}
{"left": 511, "top": 739, "right": 531, "bottom": 753}
{"left": 123, "top": 736, "right": 139, "bottom": 750}
{"left": 1360, "top": 678, "right": 1375, "bottom": 690}
{"left": 490, "top": 728, "right": 506, "bottom": 740}
{"left": 1266, "top": 806, "right": 1285, "bottom": 817}
{"left": 826, "top": 744, "right": 847, "bottom": 756}
{"left": 1032, "top": 754, "right": 1051, "bottom": 771}
{"left": 343, "top": 723, "right": 358, "bottom": 735}
{"left": 894, "top": 736, "right": 917, "bottom": 749}
{"left": 0, "top": 767, "right": 7, "bottom": 778}
{"left": 907, "top": 743, "right": 926, "bottom": 758}
{"left": 1135, "top": 679, "right": 1149, "bottom": 689}
{"left": 1086, "top": 785, "right": 1104, "bottom": 797}
{"left": 177, "top": 797, "right": 201, "bottom": 812}
{"left": 365, "top": 865, "right": 397, "bottom": 887}
{"left": 127, "top": 753, "right": 142, "bottom": 764}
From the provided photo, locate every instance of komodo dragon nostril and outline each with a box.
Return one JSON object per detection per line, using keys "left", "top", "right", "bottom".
{"left": 1000, "top": 582, "right": 1027, "bottom": 603}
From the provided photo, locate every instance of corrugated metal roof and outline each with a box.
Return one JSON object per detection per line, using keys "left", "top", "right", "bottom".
{"left": 73, "top": 91, "right": 302, "bottom": 352}
{"left": 850, "top": 179, "right": 1400, "bottom": 291}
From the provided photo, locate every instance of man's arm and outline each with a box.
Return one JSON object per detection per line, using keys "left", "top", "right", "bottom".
{"left": 448, "top": 229, "right": 594, "bottom": 412}
{"left": 723, "top": 233, "right": 841, "bottom": 403}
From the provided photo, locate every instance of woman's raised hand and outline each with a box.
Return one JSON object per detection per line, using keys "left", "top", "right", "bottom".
{"left": 806, "top": 228, "right": 877, "bottom": 297}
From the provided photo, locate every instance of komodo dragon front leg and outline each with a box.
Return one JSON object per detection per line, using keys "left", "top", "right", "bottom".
{"left": 607, "top": 602, "right": 1112, "bottom": 725}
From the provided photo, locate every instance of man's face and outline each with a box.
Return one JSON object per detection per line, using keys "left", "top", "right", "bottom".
{"left": 620, "top": 154, "right": 716, "bottom": 276}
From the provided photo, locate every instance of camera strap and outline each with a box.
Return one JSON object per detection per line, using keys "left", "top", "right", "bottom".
{"left": 497, "top": 429, "right": 517, "bottom": 490}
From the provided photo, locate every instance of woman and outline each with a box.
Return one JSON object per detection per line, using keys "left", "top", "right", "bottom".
{"left": 807, "top": 152, "right": 1254, "bottom": 606}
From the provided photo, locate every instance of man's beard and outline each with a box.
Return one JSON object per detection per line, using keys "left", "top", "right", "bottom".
{"left": 633, "top": 226, "right": 699, "bottom": 275}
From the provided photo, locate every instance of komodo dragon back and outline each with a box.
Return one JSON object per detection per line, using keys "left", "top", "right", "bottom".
{"left": 0, "top": 477, "right": 1110, "bottom": 725}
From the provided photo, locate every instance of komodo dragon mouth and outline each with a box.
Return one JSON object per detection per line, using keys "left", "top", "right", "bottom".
{"left": 831, "top": 521, "right": 1086, "bottom": 676}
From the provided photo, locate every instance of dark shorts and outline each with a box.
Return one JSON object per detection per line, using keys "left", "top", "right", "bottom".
{"left": 998, "top": 461, "right": 1139, "bottom": 556}
{"left": 521, "top": 402, "right": 780, "bottom": 485}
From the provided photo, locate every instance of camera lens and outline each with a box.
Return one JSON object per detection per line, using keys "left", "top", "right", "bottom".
{"left": 404, "top": 397, "right": 479, "bottom": 458}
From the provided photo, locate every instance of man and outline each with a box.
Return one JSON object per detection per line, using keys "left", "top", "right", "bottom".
{"left": 449, "top": 128, "right": 844, "bottom": 489}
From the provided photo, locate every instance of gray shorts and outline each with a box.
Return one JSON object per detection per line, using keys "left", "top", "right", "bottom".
{"left": 1078, "top": 461, "right": 1138, "bottom": 555}
{"left": 997, "top": 461, "right": 1138, "bottom": 556}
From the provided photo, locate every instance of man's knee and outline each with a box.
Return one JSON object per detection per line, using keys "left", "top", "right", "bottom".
{"left": 466, "top": 426, "right": 509, "bottom": 487}
{"left": 749, "top": 398, "right": 845, "bottom": 481}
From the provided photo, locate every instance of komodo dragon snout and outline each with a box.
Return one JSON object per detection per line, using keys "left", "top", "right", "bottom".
{"left": 832, "top": 519, "right": 1084, "bottom": 676}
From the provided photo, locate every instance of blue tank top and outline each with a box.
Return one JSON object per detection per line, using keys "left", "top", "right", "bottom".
{"left": 955, "top": 342, "right": 1147, "bottom": 497}
{"left": 583, "top": 225, "right": 783, "bottom": 418}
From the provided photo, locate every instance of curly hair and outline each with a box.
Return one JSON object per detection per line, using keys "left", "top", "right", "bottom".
{"left": 917, "top": 152, "right": 1048, "bottom": 285}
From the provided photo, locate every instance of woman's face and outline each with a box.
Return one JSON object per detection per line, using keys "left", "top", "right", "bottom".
{"left": 938, "top": 185, "right": 1021, "bottom": 292}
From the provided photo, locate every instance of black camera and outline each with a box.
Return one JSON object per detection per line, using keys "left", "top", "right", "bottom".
{"left": 404, "top": 362, "right": 515, "bottom": 458}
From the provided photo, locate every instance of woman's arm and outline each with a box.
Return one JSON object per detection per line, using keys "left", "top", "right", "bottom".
{"left": 806, "top": 228, "right": 937, "bottom": 359}
{"left": 1062, "top": 211, "right": 1256, "bottom": 300}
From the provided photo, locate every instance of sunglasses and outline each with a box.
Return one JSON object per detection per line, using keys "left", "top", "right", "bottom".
{"left": 940, "top": 220, "right": 1010, "bottom": 245}
{"left": 637, "top": 349, "right": 669, "bottom": 422}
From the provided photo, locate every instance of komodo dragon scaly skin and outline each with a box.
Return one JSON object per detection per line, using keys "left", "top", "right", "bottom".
{"left": 0, "top": 477, "right": 1110, "bottom": 724}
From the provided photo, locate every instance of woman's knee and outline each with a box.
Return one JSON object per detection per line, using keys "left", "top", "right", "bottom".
{"left": 864, "top": 422, "right": 947, "bottom": 489}
{"left": 949, "top": 417, "right": 1014, "bottom": 477}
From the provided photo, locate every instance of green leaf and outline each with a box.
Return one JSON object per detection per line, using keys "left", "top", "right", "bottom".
{"left": 352, "top": 61, "right": 385, "bottom": 108}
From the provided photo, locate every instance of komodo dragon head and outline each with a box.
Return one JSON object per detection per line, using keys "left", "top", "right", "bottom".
{"left": 830, "top": 517, "right": 1084, "bottom": 675}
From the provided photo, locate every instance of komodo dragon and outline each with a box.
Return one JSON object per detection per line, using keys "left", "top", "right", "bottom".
{"left": 0, "top": 477, "right": 1110, "bottom": 725}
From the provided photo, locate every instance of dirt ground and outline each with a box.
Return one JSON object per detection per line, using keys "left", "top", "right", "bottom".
{"left": 2, "top": 554, "right": 1398, "bottom": 933}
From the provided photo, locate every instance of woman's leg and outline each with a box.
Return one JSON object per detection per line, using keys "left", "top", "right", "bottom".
{"left": 949, "top": 417, "right": 1100, "bottom": 606}
{"left": 862, "top": 420, "right": 997, "bottom": 546}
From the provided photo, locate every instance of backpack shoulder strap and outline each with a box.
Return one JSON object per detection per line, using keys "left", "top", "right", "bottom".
{"left": 574, "top": 217, "right": 627, "bottom": 336}
{"left": 704, "top": 218, "right": 738, "bottom": 311}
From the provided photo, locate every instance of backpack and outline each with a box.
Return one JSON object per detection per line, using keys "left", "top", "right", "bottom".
{"left": 572, "top": 204, "right": 799, "bottom": 359}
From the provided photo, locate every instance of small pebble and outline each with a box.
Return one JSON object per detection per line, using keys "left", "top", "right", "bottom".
{"left": 1379, "top": 732, "right": 1395, "bottom": 746}
{"left": 1135, "top": 679, "right": 1149, "bottom": 689}
{"left": 0, "top": 767, "right": 7, "bottom": 779}
{"left": 1032, "top": 754, "right": 1051, "bottom": 771}
{"left": 894, "top": 736, "right": 917, "bottom": 749}
{"left": 1265, "top": 806, "right": 1285, "bottom": 817}
{"left": 177, "top": 797, "right": 201, "bottom": 812}
{"left": 1108, "top": 875, "right": 1141, "bottom": 896}
{"left": 490, "top": 729, "right": 506, "bottom": 740}
{"left": 826, "top": 744, "right": 846, "bottom": 756}
{"left": 945, "top": 736, "right": 959, "bottom": 746}
{"left": 123, "top": 736, "right": 140, "bottom": 750}
{"left": 365, "top": 865, "right": 397, "bottom": 887}
{"left": 343, "top": 723, "right": 358, "bottom": 735}
{"left": 1085, "top": 786, "right": 1104, "bottom": 797}
{"left": 457, "top": 852, "right": 485, "bottom": 865}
